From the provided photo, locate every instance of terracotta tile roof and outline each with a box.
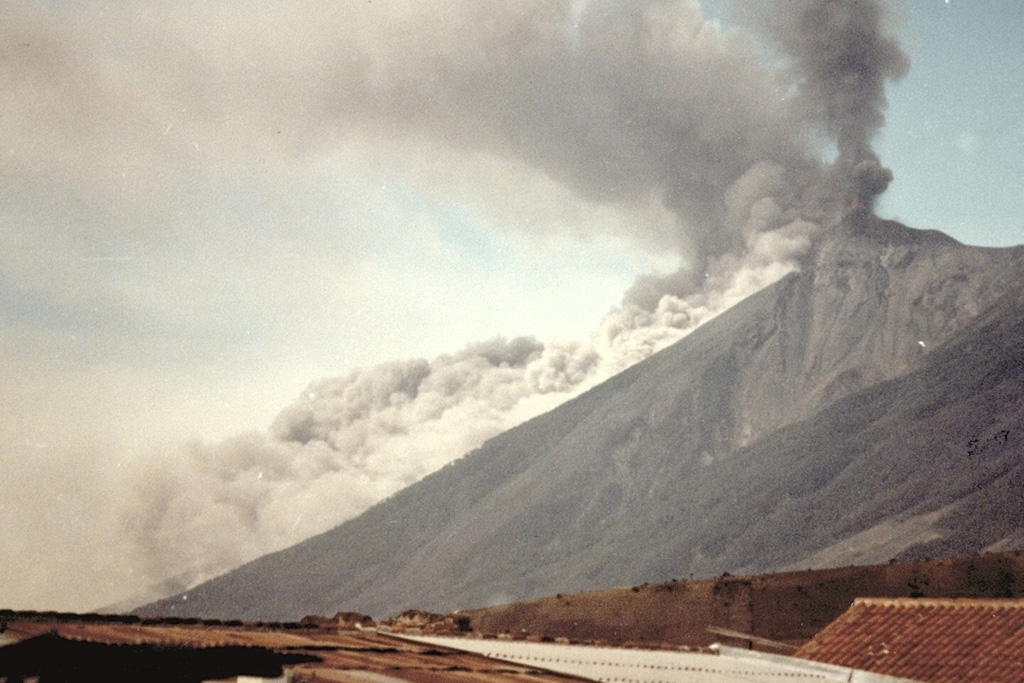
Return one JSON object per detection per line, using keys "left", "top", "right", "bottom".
{"left": 795, "top": 597, "right": 1024, "bottom": 683}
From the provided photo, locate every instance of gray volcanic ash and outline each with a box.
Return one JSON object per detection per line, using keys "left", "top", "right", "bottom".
{"left": 138, "top": 215, "right": 1024, "bottom": 620}
{"left": 121, "top": 0, "right": 913, "bottom": 604}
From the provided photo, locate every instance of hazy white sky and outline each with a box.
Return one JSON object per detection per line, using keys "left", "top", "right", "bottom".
{"left": 1, "top": 0, "right": 1020, "bottom": 612}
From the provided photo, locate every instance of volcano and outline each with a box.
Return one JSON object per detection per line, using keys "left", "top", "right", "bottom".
{"left": 140, "top": 212, "right": 1024, "bottom": 620}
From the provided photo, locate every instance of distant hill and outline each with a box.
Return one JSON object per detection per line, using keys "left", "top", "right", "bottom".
{"left": 454, "top": 551, "right": 1024, "bottom": 649}
{"left": 139, "top": 212, "right": 1024, "bottom": 620}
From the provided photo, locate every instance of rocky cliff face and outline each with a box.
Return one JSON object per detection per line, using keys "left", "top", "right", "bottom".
{"left": 728, "top": 211, "right": 1021, "bottom": 451}
{"left": 140, "top": 215, "right": 1024, "bottom": 620}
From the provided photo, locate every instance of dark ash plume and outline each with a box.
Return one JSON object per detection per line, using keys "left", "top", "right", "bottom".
{"left": 850, "top": 157, "right": 894, "bottom": 208}
{"left": 753, "top": 0, "right": 908, "bottom": 209}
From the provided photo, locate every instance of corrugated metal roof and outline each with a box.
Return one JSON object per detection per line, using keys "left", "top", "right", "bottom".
{"left": 795, "top": 597, "right": 1024, "bottom": 683}
{"left": 402, "top": 633, "right": 921, "bottom": 682}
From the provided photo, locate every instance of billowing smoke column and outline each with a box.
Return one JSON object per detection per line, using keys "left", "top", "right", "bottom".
{"left": 125, "top": 0, "right": 907, "bottom": 593}
{"left": 755, "top": 0, "right": 908, "bottom": 209}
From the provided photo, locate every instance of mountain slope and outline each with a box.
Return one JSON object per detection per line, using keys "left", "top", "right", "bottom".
{"left": 141, "top": 214, "right": 1024, "bottom": 620}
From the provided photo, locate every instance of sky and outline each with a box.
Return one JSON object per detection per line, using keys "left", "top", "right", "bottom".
{"left": 1, "top": 0, "right": 1021, "bottom": 613}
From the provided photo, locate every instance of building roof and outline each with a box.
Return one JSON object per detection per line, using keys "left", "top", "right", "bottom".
{"left": 0, "top": 631, "right": 315, "bottom": 683}
{"left": 795, "top": 597, "right": 1024, "bottom": 683}
{"left": 0, "top": 615, "right": 595, "bottom": 682}
{"left": 405, "top": 634, "right": 921, "bottom": 682}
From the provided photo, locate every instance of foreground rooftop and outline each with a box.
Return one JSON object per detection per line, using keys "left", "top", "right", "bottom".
{"left": 0, "top": 613, "right": 592, "bottom": 683}
{"left": 796, "top": 597, "right": 1024, "bottom": 683}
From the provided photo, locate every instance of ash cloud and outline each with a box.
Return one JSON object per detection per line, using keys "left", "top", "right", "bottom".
{"left": 1, "top": 1, "right": 908, "bottom": 604}
{"left": 312, "top": 0, "right": 905, "bottom": 306}
{"left": 752, "top": 0, "right": 908, "bottom": 208}
{"left": 126, "top": 250, "right": 804, "bottom": 588}
{"left": 337, "top": 0, "right": 820, "bottom": 284}
{"left": 127, "top": 0, "right": 908, "bottom": 596}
